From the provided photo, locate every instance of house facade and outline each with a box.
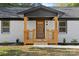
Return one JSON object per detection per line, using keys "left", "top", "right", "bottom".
{"left": 0, "top": 4, "right": 79, "bottom": 45}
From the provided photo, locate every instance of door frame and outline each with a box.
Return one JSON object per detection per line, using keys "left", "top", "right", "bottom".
{"left": 36, "top": 18, "right": 45, "bottom": 39}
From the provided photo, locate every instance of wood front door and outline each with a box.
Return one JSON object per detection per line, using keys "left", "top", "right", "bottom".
{"left": 36, "top": 18, "right": 45, "bottom": 39}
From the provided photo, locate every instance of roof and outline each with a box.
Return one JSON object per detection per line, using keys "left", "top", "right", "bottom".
{"left": 0, "top": 8, "right": 29, "bottom": 18}
{"left": 18, "top": 5, "right": 64, "bottom": 17}
{"left": 18, "top": 5, "right": 64, "bottom": 14}
{"left": 54, "top": 7, "right": 79, "bottom": 18}
{"left": 0, "top": 6, "right": 79, "bottom": 18}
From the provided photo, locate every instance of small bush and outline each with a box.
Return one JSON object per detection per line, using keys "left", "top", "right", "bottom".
{"left": 2, "top": 41, "right": 9, "bottom": 43}
{"left": 16, "top": 38, "right": 19, "bottom": 44}
{"left": 71, "top": 39, "right": 78, "bottom": 43}
{"left": 63, "top": 38, "right": 66, "bottom": 44}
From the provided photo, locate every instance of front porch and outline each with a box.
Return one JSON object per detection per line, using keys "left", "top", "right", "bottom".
{"left": 24, "top": 17, "right": 58, "bottom": 45}
{"left": 18, "top": 5, "right": 64, "bottom": 45}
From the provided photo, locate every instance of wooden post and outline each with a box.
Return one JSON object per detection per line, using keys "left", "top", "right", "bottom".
{"left": 24, "top": 16, "right": 28, "bottom": 45}
{"left": 54, "top": 16, "right": 58, "bottom": 45}
{"left": 33, "top": 29, "right": 35, "bottom": 42}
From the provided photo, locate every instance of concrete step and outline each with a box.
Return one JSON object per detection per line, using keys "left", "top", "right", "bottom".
{"left": 34, "top": 39, "right": 47, "bottom": 45}
{"left": 34, "top": 42, "right": 47, "bottom": 45}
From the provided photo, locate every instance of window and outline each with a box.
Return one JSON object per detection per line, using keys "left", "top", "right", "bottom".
{"left": 1, "top": 20, "right": 10, "bottom": 33}
{"left": 59, "top": 20, "right": 67, "bottom": 32}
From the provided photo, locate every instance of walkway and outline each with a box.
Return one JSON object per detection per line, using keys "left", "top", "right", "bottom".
{"left": 33, "top": 45, "right": 79, "bottom": 48}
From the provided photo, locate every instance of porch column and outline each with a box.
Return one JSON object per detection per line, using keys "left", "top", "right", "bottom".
{"left": 24, "top": 16, "right": 28, "bottom": 45}
{"left": 54, "top": 16, "right": 58, "bottom": 45}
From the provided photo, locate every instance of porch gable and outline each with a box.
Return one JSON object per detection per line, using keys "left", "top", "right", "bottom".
{"left": 18, "top": 5, "right": 64, "bottom": 17}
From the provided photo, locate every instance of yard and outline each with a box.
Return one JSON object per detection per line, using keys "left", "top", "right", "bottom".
{"left": 0, "top": 45, "right": 79, "bottom": 56}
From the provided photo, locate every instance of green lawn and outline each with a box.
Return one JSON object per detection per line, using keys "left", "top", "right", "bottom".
{"left": 0, "top": 45, "right": 79, "bottom": 56}
{"left": 0, "top": 46, "right": 24, "bottom": 56}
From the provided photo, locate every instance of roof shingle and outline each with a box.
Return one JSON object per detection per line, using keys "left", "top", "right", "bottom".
{"left": 0, "top": 7, "right": 79, "bottom": 18}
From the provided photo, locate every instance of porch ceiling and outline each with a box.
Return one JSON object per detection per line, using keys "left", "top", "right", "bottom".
{"left": 18, "top": 5, "right": 65, "bottom": 17}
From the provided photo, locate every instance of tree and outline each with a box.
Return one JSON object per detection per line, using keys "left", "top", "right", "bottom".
{"left": 59, "top": 3, "right": 79, "bottom": 7}
{"left": 67, "top": 3, "right": 79, "bottom": 7}
{"left": 0, "top": 3, "right": 32, "bottom": 7}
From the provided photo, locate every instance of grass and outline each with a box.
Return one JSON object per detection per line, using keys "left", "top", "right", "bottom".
{"left": 0, "top": 45, "right": 79, "bottom": 56}
{"left": 0, "top": 46, "right": 24, "bottom": 56}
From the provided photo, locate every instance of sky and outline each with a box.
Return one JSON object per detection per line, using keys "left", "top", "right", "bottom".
{"left": 42, "top": 3, "right": 54, "bottom": 7}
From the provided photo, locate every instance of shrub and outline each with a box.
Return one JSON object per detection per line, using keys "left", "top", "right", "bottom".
{"left": 71, "top": 39, "right": 78, "bottom": 43}
{"left": 63, "top": 38, "right": 66, "bottom": 44}
{"left": 2, "top": 41, "right": 9, "bottom": 43}
{"left": 16, "top": 38, "right": 20, "bottom": 44}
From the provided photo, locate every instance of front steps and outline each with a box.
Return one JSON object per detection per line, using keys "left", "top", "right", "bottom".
{"left": 34, "top": 39, "right": 47, "bottom": 45}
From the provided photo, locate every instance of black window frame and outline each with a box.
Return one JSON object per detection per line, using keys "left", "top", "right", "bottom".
{"left": 59, "top": 20, "right": 67, "bottom": 33}
{"left": 1, "top": 20, "right": 10, "bottom": 33}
